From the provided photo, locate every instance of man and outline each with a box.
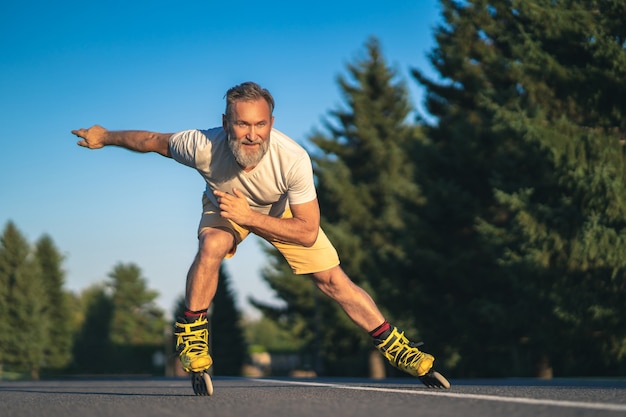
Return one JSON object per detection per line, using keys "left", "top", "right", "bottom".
{"left": 71, "top": 82, "right": 449, "bottom": 389}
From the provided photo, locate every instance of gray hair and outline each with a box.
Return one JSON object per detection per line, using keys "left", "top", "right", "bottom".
{"left": 225, "top": 82, "right": 275, "bottom": 119}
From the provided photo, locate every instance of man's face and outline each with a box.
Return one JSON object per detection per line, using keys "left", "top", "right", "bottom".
{"left": 223, "top": 98, "right": 274, "bottom": 170}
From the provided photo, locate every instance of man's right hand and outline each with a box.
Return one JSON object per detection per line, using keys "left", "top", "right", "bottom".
{"left": 71, "top": 125, "right": 107, "bottom": 149}
{"left": 71, "top": 125, "right": 172, "bottom": 156}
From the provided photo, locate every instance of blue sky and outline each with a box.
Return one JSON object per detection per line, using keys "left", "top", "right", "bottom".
{"left": 1, "top": 1, "right": 441, "bottom": 317}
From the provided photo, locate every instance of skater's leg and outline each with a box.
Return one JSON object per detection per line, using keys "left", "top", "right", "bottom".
{"left": 175, "top": 228, "right": 235, "bottom": 374}
{"left": 310, "top": 266, "right": 445, "bottom": 385}
{"left": 185, "top": 228, "right": 235, "bottom": 311}
{"left": 310, "top": 266, "right": 385, "bottom": 332}
{"left": 275, "top": 225, "right": 447, "bottom": 386}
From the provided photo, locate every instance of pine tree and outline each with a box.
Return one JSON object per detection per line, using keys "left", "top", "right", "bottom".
{"left": 411, "top": 0, "right": 626, "bottom": 376}
{"left": 108, "top": 263, "right": 165, "bottom": 346}
{"left": 211, "top": 265, "right": 247, "bottom": 375}
{"left": 0, "top": 222, "right": 47, "bottom": 379}
{"left": 34, "top": 235, "right": 73, "bottom": 370}
{"left": 0, "top": 224, "right": 10, "bottom": 374}
{"left": 253, "top": 38, "right": 425, "bottom": 376}
{"left": 72, "top": 284, "right": 114, "bottom": 373}
{"left": 313, "top": 37, "right": 424, "bottom": 291}
{"left": 72, "top": 263, "right": 166, "bottom": 375}
{"left": 244, "top": 315, "right": 306, "bottom": 353}
{"left": 314, "top": 36, "right": 428, "bottom": 374}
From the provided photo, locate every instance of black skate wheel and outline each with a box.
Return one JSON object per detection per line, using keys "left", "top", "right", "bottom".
{"left": 191, "top": 371, "right": 214, "bottom": 396}
{"left": 418, "top": 370, "right": 451, "bottom": 389}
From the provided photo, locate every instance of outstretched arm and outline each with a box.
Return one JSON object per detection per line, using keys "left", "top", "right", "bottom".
{"left": 71, "top": 125, "right": 172, "bottom": 157}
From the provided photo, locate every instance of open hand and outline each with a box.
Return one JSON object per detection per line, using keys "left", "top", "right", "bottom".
{"left": 71, "top": 125, "right": 107, "bottom": 149}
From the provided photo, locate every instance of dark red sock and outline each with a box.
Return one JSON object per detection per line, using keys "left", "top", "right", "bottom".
{"left": 184, "top": 308, "right": 207, "bottom": 318}
{"left": 369, "top": 320, "right": 391, "bottom": 338}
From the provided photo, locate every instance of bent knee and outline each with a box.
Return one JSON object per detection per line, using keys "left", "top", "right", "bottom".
{"left": 198, "top": 228, "right": 236, "bottom": 258}
{"left": 311, "top": 267, "right": 351, "bottom": 296}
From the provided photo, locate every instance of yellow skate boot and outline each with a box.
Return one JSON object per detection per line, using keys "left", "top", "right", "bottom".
{"left": 174, "top": 315, "right": 213, "bottom": 373}
{"left": 374, "top": 326, "right": 433, "bottom": 377}
{"left": 374, "top": 325, "right": 450, "bottom": 388}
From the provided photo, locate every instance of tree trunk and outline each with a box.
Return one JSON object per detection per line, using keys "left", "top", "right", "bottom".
{"left": 369, "top": 349, "right": 386, "bottom": 379}
{"left": 535, "top": 354, "right": 553, "bottom": 379}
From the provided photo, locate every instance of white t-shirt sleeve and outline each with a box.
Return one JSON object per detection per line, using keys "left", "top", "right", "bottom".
{"left": 287, "top": 154, "right": 317, "bottom": 205}
{"left": 169, "top": 129, "right": 204, "bottom": 169}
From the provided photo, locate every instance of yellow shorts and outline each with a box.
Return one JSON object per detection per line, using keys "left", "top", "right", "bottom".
{"left": 198, "top": 194, "right": 340, "bottom": 275}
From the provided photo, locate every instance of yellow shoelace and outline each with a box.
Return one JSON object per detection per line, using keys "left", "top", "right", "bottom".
{"left": 175, "top": 319, "right": 209, "bottom": 358}
{"left": 377, "top": 328, "right": 432, "bottom": 376}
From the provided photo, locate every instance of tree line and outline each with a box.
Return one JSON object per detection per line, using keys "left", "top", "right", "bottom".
{"left": 0, "top": 221, "right": 247, "bottom": 379}
{"left": 252, "top": 0, "right": 626, "bottom": 378}
{"left": 0, "top": 222, "right": 73, "bottom": 379}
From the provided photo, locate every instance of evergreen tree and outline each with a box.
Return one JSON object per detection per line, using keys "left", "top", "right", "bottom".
{"left": 211, "top": 265, "right": 247, "bottom": 375}
{"left": 253, "top": 38, "right": 425, "bottom": 376}
{"left": 34, "top": 235, "right": 73, "bottom": 370}
{"left": 0, "top": 222, "right": 46, "bottom": 378}
{"left": 72, "top": 284, "right": 114, "bottom": 373}
{"left": 313, "top": 37, "right": 424, "bottom": 299}
{"left": 410, "top": 0, "right": 626, "bottom": 376}
{"left": 108, "top": 263, "right": 165, "bottom": 346}
{"left": 314, "top": 37, "right": 428, "bottom": 374}
{"left": 72, "top": 264, "right": 165, "bottom": 374}
{"left": 244, "top": 315, "right": 306, "bottom": 353}
{"left": 0, "top": 224, "right": 10, "bottom": 373}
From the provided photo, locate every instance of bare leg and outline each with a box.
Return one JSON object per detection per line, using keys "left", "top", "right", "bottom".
{"left": 185, "top": 228, "right": 235, "bottom": 311}
{"left": 311, "top": 266, "right": 450, "bottom": 388}
{"left": 310, "top": 265, "right": 385, "bottom": 332}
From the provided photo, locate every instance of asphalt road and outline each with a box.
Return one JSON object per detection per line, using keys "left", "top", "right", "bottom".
{"left": 1, "top": 376, "right": 625, "bottom": 417}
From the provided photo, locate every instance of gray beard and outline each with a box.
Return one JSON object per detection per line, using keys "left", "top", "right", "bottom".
{"left": 228, "top": 134, "right": 269, "bottom": 169}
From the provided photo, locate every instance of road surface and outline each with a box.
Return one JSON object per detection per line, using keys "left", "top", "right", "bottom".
{"left": 1, "top": 376, "right": 625, "bottom": 417}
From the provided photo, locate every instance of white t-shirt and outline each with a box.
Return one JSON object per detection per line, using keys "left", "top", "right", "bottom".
{"left": 169, "top": 127, "right": 317, "bottom": 218}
